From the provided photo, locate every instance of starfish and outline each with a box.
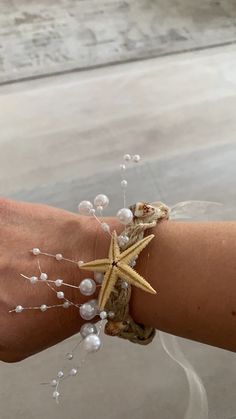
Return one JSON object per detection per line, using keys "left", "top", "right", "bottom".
{"left": 80, "top": 230, "right": 156, "bottom": 310}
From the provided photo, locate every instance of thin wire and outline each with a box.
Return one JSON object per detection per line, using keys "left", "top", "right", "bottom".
{"left": 47, "top": 280, "right": 80, "bottom": 290}
{"left": 37, "top": 258, "right": 42, "bottom": 273}
{"left": 37, "top": 259, "right": 82, "bottom": 309}
{"left": 92, "top": 213, "right": 112, "bottom": 238}
{"left": 45, "top": 281, "right": 81, "bottom": 309}
{"left": 71, "top": 338, "right": 83, "bottom": 354}
{"left": 38, "top": 252, "right": 79, "bottom": 265}
{"left": 20, "top": 273, "right": 80, "bottom": 290}
{"left": 9, "top": 304, "right": 66, "bottom": 313}
{"left": 120, "top": 162, "right": 126, "bottom": 208}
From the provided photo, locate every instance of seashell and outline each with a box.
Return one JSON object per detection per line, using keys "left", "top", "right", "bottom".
{"left": 129, "top": 202, "right": 156, "bottom": 219}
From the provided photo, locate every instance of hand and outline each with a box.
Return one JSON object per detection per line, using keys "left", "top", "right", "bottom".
{"left": 0, "top": 198, "right": 105, "bottom": 362}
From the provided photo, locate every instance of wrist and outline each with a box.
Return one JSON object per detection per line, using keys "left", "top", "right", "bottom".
{"left": 61, "top": 214, "right": 122, "bottom": 335}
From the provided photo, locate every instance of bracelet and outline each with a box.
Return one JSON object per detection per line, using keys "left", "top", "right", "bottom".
{"left": 9, "top": 152, "right": 222, "bottom": 403}
{"left": 99, "top": 201, "right": 169, "bottom": 345}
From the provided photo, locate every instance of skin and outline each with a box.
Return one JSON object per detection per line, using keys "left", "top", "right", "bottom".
{"left": 131, "top": 219, "right": 236, "bottom": 352}
{"left": 0, "top": 198, "right": 236, "bottom": 363}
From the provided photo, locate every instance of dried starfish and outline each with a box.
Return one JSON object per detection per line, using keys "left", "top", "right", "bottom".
{"left": 80, "top": 230, "right": 156, "bottom": 310}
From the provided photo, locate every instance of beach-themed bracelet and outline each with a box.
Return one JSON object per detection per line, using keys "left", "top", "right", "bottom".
{"left": 9, "top": 153, "right": 222, "bottom": 403}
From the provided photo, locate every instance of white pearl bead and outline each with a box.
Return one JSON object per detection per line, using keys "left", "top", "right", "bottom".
{"left": 129, "top": 255, "right": 138, "bottom": 267}
{"left": 40, "top": 304, "right": 47, "bottom": 312}
{"left": 97, "top": 205, "right": 103, "bottom": 212}
{"left": 40, "top": 272, "right": 48, "bottom": 281}
{"left": 77, "top": 260, "right": 84, "bottom": 267}
{"left": 94, "top": 194, "right": 109, "bottom": 208}
{"left": 32, "top": 248, "right": 40, "bottom": 255}
{"left": 57, "top": 371, "right": 64, "bottom": 378}
{"left": 118, "top": 234, "right": 129, "bottom": 247}
{"left": 79, "top": 278, "right": 96, "bottom": 296}
{"left": 79, "top": 300, "right": 97, "bottom": 320}
{"left": 120, "top": 164, "right": 126, "bottom": 170}
{"left": 121, "top": 180, "right": 128, "bottom": 188}
{"left": 57, "top": 291, "right": 64, "bottom": 299}
{"left": 101, "top": 222, "right": 110, "bottom": 233}
{"left": 66, "top": 353, "right": 73, "bottom": 360}
{"left": 51, "top": 379, "right": 57, "bottom": 387}
{"left": 117, "top": 208, "right": 133, "bottom": 225}
{"left": 83, "top": 334, "right": 101, "bottom": 353}
{"left": 30, "top": 276, "right": 38, "bottom": 284}
{"left": 53, "top": 391, "right": 60, "bottom": 399}
{"left": 55, "top": 253, "right": 63, "bottom": 261}
{"left": 89, "top": 208, "right": 96, "bottom": 215}
{"left": 99, "top": 311, "right": 107, "bottom": 320}
{"left": 55, "top": 279, "right": 63, "bottom": 287}
{"left": 123, "top": 235, "right": 129, "bottom": 243}
{"left": 80, "top": 323, "right": 97, "bottom": 338}
{"left": 15, "top": 305, "right": 23, "bottom": 313}
{"left": 133, "top": 154, "right": 141, "bottom": 163}
{"left": 63, "top": 301, "right": 70, "bottom": 308}
{"left": 121, "top": 281, "right": 129, "bottom": 289}
{"left": 123, "top": 154, "right": 131, "bottom": 161}
{"left": 94, "top": 272, "right": 104, "bottom": 284}
{"left": 69, "top": 368, "right": 78, "bottom": 376}
{"left": 78, "top": 200, "right": 93, "bottom": 216}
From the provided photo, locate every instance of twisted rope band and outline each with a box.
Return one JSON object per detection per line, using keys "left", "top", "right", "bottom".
{"left": 104, "top": 201, "right": 170, "bottom": 345}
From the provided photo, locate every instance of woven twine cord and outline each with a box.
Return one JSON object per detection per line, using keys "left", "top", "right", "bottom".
{"left": 104, "top": 201, "right": 170, "bottom": 345}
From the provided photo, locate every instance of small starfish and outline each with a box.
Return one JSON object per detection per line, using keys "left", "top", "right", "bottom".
{"left": 80, "top": 230, "right": 156, "bottom": 310}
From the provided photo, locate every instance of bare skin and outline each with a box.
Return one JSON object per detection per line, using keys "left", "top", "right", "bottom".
{"left": 0, "top": 198, "right": 236, "bottom": 363}
{"left": 131, "top": 219, "right": 236, "bottom": 352}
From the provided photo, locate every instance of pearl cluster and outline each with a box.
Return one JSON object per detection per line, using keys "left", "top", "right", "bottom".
{"left": 123, "top": 153, "right": 141, "bottom": 163}
{"left": 10, "top": 153, "right": 142, "bottom": 403}
{"left": 49, "top": 317, "right": 107, "bottom": 401}
{"left": 11, "top": 261, "right": 110, "bottom": 402}
{"left": 78, "top": 194, "right": 111, "bottom": 234}
{"left": 10, "top": 252, "right": 112, "bottom": 402}
{"left": 78, "top": 193, "right": 109, "bottom": 216}
{"left": 50, "top": 305, "right": 114, "bottom": 402}
{"left": 77, "top": 153, "right": 140, "bottom": 235}
{"left": 11, "top": 270, "right": 105, "bottom": 315}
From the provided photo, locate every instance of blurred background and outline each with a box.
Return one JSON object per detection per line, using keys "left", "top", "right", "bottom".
{"left": 0, "top": 1, "right": 236, "bottom": 418}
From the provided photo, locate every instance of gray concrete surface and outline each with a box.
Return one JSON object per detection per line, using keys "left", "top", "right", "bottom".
{"left": 1, "top": 39, "right": 236, "bottom": 419}
{"left": 1, "top": 0, "right": 236, "bottom": 83}
{"left": 1, "top": 44, "right": 236, "bottom": 198}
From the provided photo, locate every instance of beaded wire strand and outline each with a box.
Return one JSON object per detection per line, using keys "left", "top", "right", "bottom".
{"left": 9, "top": 153, "right": 141, "bottom": 402}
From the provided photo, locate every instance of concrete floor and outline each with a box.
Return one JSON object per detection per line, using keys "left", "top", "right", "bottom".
{"left": 1, "top": 0, "right": 236, "bottom": 83}
{"left": 1, "top": 44, "right": 236, "bottom": 419}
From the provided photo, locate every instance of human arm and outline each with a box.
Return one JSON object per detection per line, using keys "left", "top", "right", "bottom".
{"left": 1, "top": 198, "right": 236, "bottom": 363}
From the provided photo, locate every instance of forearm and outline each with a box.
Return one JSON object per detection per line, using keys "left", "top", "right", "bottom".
{"left": 97, "top": 218, "right": 236, "bottom": 352}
